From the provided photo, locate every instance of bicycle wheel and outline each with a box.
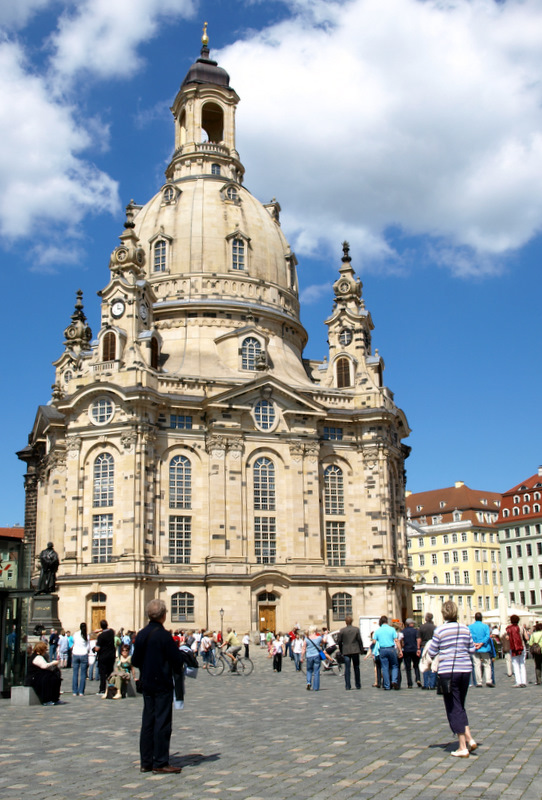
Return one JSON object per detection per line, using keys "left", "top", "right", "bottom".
{"left": 206, "top": 656, "right": 224, "bottom": 676}
{"left": 236, "top": 657, "right": 253, "bottom": 676}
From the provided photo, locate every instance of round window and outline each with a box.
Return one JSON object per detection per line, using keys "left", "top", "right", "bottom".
{"left": 89, "top": 397, "right": 115, "bottom": 426}
{"left": 339, "top": 329, "right": 353, "bottom": 345}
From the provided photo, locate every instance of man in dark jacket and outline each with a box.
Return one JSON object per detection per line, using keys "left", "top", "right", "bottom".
{"left": 95, "top": 619, "right": 116, "bottom": 695}
{"left": 337, "top": 615, "right": 364, "bottom": 690}
{"left": 132, "top": 599, "right": 197, "bottom": 775}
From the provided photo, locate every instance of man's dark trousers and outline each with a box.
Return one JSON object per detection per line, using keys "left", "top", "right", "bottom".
{"left": 98, "top": 657, "right": 115, "bottom": 694}
{"left": 343, "top": 653, "right": 361, "bottom": 690}
{"left": 140, "top": 691, "right": 173, "bottom": 769}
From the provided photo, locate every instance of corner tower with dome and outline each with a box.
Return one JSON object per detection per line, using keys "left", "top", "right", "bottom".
{"left": 19, "top": 30, "right": 412, "bottom": 633}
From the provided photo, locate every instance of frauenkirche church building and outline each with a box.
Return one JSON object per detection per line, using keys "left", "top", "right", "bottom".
{"left": 19, "top": 31, "right": 412, "bottom": 633}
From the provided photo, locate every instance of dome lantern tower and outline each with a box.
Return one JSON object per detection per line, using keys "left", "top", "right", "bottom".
{"left": 167, "top": 23, "right": 244, "bottom": 184}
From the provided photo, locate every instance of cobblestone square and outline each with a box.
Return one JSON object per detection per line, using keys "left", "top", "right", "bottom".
{"left": 1, "top": 653, "right": 541, "bottom": 800}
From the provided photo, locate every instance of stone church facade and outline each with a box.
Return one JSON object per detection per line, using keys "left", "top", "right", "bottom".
{"left": 19, "top": 35, "right": 412, "bottom": 634}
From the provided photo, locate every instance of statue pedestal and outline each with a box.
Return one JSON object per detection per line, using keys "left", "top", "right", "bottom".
{"left": 30, "top": 594, "right": 62, "bottom": 631}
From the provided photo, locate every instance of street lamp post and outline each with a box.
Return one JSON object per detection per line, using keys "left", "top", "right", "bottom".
{"left": 219, "top": 607, "right": 224, "bottom": 636}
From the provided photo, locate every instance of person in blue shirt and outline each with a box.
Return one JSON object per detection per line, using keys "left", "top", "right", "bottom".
{"left": 468, "top": 612, "right": 493, "bottom": 687}
{"left": 373, "top": 616, "right": 401, "bottom": 690}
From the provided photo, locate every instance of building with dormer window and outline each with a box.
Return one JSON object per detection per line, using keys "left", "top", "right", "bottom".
{"left": 18, "top": 30, "right": 411, "bottom": 633}
{"left": 406, "top": 482, "right": 502, "bottom": 622}
{"left": 497, "top": 466, "right": 542, "bottom": 616}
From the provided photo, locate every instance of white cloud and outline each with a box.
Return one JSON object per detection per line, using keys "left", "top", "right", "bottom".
{"left": 0, "top": 0, "right": 57, "bottom": 30}
{"left": 50, "top": 0, "right": 196, "bottom": 84}
{"left": 0, "top": 0, "right": 197, "bottom": 248}
{"left": 299, "top": 282, "right": 333, "bottom": 304}
{"left": 218, "top": 0, "right": 542, "bottom": 276}
{"left": 0, "top": 40, "right": 119, "bottom": 240}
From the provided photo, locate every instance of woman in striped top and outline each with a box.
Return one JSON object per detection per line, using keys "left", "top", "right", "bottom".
{"left": 428, "top": 601, "right": 477, "bottom": 758}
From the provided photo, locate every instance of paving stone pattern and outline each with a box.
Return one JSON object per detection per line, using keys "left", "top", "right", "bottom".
{"left": 1, "top": 653, "right": 541, "bottom": 800}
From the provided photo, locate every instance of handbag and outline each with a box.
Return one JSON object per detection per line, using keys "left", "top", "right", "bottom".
{"left": 530, "top": 638, "right": 542, "bottom": 657}
{"left": 436, "top": 674, "right": 452, "bottom": 695}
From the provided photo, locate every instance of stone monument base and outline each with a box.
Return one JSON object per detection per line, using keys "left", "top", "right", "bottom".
{"left": 30, "top": 594, "right": 62, "bottom": 631}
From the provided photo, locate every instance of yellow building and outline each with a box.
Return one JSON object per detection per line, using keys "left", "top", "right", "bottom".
{"left": 406, "top": 482, "right": 501, "bottom": 623}
{"left": 19, "top": 35, "right": 411, "bottom": 634}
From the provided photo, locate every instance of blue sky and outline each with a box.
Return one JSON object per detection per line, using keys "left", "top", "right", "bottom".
{"left": 1, "top": 0, "right": 541, "bottom": 525}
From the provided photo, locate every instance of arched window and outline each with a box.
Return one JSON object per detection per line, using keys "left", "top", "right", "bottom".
{"left": 232, "top": 238, "right": 245, "bottom": 270}
{"left": 201, "top": 102, "right": 224, "bottom": 142}
{"left": 91, "top": 592, "right": 106, "bottom": 603}
{"left": 324, "top": 465, "right": 344, "bottom": 515}
{"left": 163, "top": 186, "right": 174, "bottom": 203}
{"left": 241, "top": 337, "right": 261, "bottom": 370}
{"left": 150, "top": 337, "right": 159, "bottom": 370}
{"left": 336, "top": 357, "right": 351, "bottom": 388}
{"left": 169, "top": 455, "right": 191, "bottom": 508}
{"left": 253, "top": 456, "right": 276, "bottom": 564}
{"left": 93, "top": 453, "right": 114, "bottom": 507}
{"left": 503, "top": 509, "right": 510, "bottom": 518}
{"left": 331, "top": 592, "right": 352, "bottom": 621}
{"left": 154, "top": 240, "right": 167, "bottom": 272}
{"left": 102, "top": 331, "right": 116, "bottom": 362}
{"left": 254, "top": 457, "right": 275, "bottom": 510}
{"left": 513, "top": 507, "right": 519, "bottom": 516}
{"left": 211, "top": 163, "right": 221, "bottom": 175}
{"left": 534, "top": 504, "right": 540, "bottom": 513}
{"left": 523, "top": 505, "right": 530, "bottom": 514}
{"left": 171, "top": 592, "right": 194, "bottom": 622}
{"left": 257, "top": 591, "right": 276, "bottom": 602}
{"left": 254, "top": 399, "right": 275, "bottom": 430}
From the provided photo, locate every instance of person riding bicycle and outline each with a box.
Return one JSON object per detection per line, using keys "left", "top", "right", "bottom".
{"left": 222, "top": 628, "right": 242, "bottom": 669}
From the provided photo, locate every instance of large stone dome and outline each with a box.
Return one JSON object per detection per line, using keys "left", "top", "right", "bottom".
{"left": 132, "top": 176, "right": 300, "bottom": 324}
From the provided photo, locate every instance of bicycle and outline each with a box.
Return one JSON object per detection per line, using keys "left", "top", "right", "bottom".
{"left": 205, "top": 648, "right": 254, "bottom": 676}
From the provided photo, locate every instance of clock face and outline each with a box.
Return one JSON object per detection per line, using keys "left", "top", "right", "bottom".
{"left": 111, "top": 300, "right": 125, "bottom": 318}
{"left": 139, "top": 302, "right": 148, "bottom": 321}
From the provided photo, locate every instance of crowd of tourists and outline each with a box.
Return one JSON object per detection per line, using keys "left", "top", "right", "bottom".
{"left": 25, "top": 607, "right": 542, "bottom": 761}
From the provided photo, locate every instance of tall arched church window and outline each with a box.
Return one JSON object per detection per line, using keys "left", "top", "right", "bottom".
{"left": 169, "top": 455, "right": 191, "bottom": 509}
{"left": 232, "top": 238, "right": 245, "bottom": 270}
{"left": 324, "top": 465, "right": 344, "bottom": 515}
{"left": 253, "top": 456, "right": 276, "bottom": 564}
{"left": 102, "top": 331, "right": 116, "bottom": 362}
{"left": 154, "top": 240, "right": 167, "bottom": 272}
{"left": 336, "top": 357, "right": 351, "bottom": 388}
{"left": 241, "top": 337, "right": 261, "bottom": 370}
{"left": 169, "top": 517, "right": 191, "bottom": 563}
{"left": 150, "top": 337, "right": 159, "bottom": 370}
{"left": 254, "top": 457, "right": 275, "bottom": 510}
{"left": 93, "top": 453, "right": 114, "bottom": 507}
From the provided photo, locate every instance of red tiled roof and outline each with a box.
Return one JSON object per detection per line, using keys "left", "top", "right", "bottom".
{"left": 501, "top": 472, "right": 542, "bottom": 496}
{"left": 406, "top": 484, "right": 501, "bottom": 527}
{"left": 0, "top": 527, "right": 25, "bottom": 540}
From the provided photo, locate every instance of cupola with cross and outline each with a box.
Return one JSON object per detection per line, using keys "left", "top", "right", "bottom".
{"left": 166, "top": 23, "right": 244, "bottom": 184}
